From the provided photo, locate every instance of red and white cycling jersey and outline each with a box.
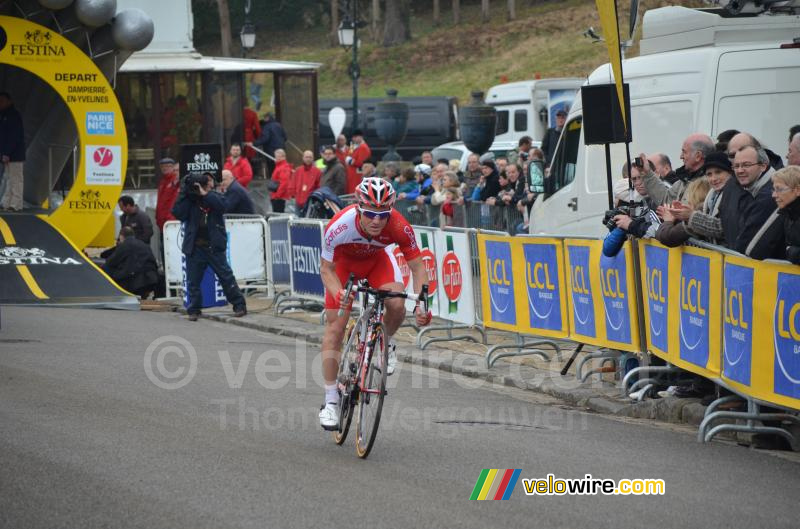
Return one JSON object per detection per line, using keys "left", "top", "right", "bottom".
{"left": 321, "top": 204, "right": 421, "bottom": 262}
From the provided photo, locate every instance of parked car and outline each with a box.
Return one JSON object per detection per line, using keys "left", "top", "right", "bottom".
{"left": 432, "top": 139, "right": 541, "bottom": 171}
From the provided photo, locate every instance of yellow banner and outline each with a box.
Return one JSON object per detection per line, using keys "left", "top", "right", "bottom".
{"left": 478, "top": 233, "right": 520, "bottom": 333}
{"left": 0, "top": 16, "right": 127, "bottom": 249}
{"left": 564, "top": 239, "right": 641, "bottom": 352}
{"left": 512, "top": 237, "right": 570, "bottom": 339}
{"left": 723, "top": 256, "right": 800, "bottom": 410}
{"left": 595, "top": 0, "right": 627, "bottom": 131}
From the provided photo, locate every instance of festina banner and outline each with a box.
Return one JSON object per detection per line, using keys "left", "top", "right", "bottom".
{"left": 180, "top": 143, "right": 224, "bottom": 181}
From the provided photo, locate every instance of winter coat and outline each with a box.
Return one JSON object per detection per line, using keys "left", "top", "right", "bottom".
{"left": 270, "top": 159, "right": 293, "bottom": 200}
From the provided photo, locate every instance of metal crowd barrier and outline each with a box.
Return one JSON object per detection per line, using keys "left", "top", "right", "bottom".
{"left": 393, "top": 199, "right": 525, "bottom": 234}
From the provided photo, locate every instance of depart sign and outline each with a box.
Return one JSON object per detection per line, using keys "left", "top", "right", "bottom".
{"left": 0, "top": 16, "right": 127, "bottom": 249}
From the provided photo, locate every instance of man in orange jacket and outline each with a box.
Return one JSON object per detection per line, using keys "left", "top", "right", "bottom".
{"left": 345, "top": 129, "right": 372, "bottom": 195}
{"left": 270, "top": 148, "right": 293, "bottom": 213}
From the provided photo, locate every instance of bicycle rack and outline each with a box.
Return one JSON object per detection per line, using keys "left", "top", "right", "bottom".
{"left": 698, "top": 398, "right": 800, "bottom": 449}
{"left": 621, "top": 365, "right": 681, "bottom": 396}
{"left": 576, "top": 350, "right": 619, "bottom": 382}
{"left": 485, "top": 333, "right": 561, "bottom": 369}
{"left": 416, "top": 320, "right": 486, "bottom": 350}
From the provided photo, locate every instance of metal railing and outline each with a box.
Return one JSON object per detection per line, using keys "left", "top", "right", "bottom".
{"left": 392, "top": 200, "right": 525, "bottom": 234}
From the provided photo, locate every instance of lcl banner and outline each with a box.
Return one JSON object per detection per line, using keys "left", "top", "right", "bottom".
{"left": 639, "top": 241, "right": 671, "bottom": 360}
{"left": 673, "top": 246, "right": 723, "bottom": 380}
{"left": 477, "top": 232, "right": 518, "bottom": 332}
{"left": 722, "top": 257, "right": 800, "bottom": 410}
{"left": 514, "top": 237, "right": 569, "bottom": 339}
{"left": 435, "top": 230, "right": 475, "bottom": 326}
{"left": 563, "top": 239, "right": 640, "bottom": 353}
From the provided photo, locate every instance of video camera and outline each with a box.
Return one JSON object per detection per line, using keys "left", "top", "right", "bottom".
{"left": 183, "top": 172, "right": 209, "bottom": 195}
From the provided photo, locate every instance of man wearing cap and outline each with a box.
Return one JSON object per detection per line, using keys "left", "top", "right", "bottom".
{"left": 156, "top": 158, "right": 180, "bottom": 232}
{"left": 345, "top": 129, "right": 372, "bottom": 194}
{"left": 541, "top": 109, "right": 567, "bottom": 167}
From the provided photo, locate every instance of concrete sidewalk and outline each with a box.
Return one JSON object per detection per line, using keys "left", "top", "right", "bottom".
{"left": 159, "top": 294, "right": 710, "bottom": 429}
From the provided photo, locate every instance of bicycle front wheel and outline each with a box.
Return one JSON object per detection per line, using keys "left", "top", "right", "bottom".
{"left": 333, "top": 320, "right": 358, "bottom": 445}
{"left": 355, "top": 322, "right": 388, "bottom": 459}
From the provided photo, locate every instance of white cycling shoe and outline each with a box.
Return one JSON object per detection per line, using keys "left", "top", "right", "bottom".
{"left": 319, "top": 402, "right": 340, "bottom": 431}
{"left": 387, "top": 339, "right": 397, "bottom": 376}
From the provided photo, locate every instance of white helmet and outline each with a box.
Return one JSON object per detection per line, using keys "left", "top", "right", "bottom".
{"left": 356, "top": 177, "right": 396, "bottom": 208}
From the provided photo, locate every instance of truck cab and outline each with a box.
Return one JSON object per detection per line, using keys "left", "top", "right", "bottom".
{"left": 530, "top": 5, "right": 800, "bottom": 237}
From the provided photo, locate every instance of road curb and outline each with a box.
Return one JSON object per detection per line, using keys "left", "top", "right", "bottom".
{"left": 203, "top": 310, "right": 707, "bottom": 428}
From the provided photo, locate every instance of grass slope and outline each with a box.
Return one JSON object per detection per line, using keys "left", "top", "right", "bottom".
{"left": 199, "top": 0, "right": 702, "bottom": 102}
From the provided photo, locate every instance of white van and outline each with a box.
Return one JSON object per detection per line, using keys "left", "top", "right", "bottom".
{"left": 485, "top": 78, "right": 584, "bottom": 144}
{"left": 530, "top": 5, "right": 800, "bottom": 237}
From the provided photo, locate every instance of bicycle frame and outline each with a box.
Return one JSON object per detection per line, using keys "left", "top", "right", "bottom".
{"left": 339, "top": 288, "right": 385, "bottom": 396}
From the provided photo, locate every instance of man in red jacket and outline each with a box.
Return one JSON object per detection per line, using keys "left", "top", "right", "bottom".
{"left": 242, "top": 106, "right": 261, "bottom": 160}
{"left": 155, "top": 157, "right": 180, "bottom": 231}
{"left": 345, "top": 129, "right": 372, "bottom": 194}
{"left": 294, "top": 149, "right": 321, "bottom": 213}
{"left": 223, "top": 143, "right": 253, "bottom": 187}
{"left": 270, "top": 148, "right": 293, "bottom": 213}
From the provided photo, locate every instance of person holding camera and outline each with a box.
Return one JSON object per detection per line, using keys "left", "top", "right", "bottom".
{"left": 602, "top": 157, "right": 662, "bottom": 257}
{"left": 171, "top": 172, "right": 247, "bottom": 321}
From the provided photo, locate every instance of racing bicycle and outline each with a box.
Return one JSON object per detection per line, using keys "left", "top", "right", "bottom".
{"left": 332, "top": 273, "right": 429, "bottom": 459}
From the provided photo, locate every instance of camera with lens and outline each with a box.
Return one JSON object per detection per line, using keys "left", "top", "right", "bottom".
{"left": 519, "top": 151, "right": 529, "bottom": 161}
{"left": 183, "top": 172, "right": 208, "bottom": 196}
{"left": 603, "top": 204, "right": 632, "bottom": 231}
{"left": 633, "top": 157, "right": 644, "bottom": 169}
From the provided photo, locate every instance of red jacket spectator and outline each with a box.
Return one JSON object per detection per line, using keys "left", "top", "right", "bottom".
{"left": 155, "top": 164, "right": 180, "bottom": 230}
{"left": 224, "top": 154, "right": 253, "bottom": 188}
{"left": 293, "top": 162, "right": 321, "bottom": 208}
{"left": 242, "top": 107, "right": 261, "bottom": 159}
{"left": 345, "top": 137, "right": 372, "bottom": 195}
{"left": 271, "top": 158, "right": 294, "bottom": 200}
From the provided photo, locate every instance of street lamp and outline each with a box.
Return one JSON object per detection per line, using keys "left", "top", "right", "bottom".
{"left": 240, "top": 0, "right": 255, "bottom": 57}
{"left": 337, "top": 1, "right": 364, "bottom": 132}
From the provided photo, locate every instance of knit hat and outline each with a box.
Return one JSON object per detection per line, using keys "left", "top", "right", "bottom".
{"left": 414, "top": 163, "right": 432, "bottom": 176}
{"left": 701, "top": 151, "right": 733, "bottom": 174}
{"left": 481, "top": 159, "right": 496, "bottom": 170}
{"left": 613, "top": 178, "right": 642, "bottom": 203}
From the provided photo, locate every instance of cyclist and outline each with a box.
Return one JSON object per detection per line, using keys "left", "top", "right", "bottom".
{"left": 318, "top": 177, "right": 432, "bottom": 430}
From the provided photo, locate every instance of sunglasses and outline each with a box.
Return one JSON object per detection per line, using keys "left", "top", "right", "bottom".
{"left": 358, "top": 206, "right": 392, "bottom": 220}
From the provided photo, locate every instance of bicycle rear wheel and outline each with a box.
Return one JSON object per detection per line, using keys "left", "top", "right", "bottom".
{"left": 355, "top": 322, "right": 388, "bottom": 458}
{"left": 333, "top": 320, "right": 359, "bottom": 445}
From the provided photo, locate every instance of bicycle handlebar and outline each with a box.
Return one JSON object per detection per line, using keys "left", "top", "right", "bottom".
{"left": 337, "top": 275, "right": 430, "bottom": 317}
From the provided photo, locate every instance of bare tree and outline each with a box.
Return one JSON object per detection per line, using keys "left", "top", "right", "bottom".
{"left": 452, "top": 0, "right": 460, "bottom": 25}
{"left": 481, "top": 0, "right": 490, "bottom": 23}
{"left": 372, "top": 0, "right": 382, "bottom": 41}
{"left": 507, "top": 0, "right": 515, "bottom": 21}
{"left": 383, "top": 0, "right": 411, "bottom": 47}
{"left": 331, "top": 0, "right": 340, "bottom": 47}
{"left": 216, "top": 0, "right": 233, "bottom": 56}
{"left": 433, "top": 0, "right": 440, "bottom": 26}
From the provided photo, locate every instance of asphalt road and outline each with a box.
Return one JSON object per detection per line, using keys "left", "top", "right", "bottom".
{"left": 1, "top": 306, "right": 798, "bottom": 529}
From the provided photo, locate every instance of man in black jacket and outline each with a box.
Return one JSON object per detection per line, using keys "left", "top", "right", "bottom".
{"left": 118, "top": 195, "right": 154, "bottom": 244}
{"left": 319, "top": 146, "right": 347, "bottom": 196}
{"left": 220, "top": 169, "right": 255, "bottom": 214}
{"left": 717, "top": 145, "right": 775, "bottom": 254}
{"left": 541, "top": 110, "right": 566, "bottom": 167}
{"left": 102, "top": 227, "right": 159, "bottom": 297}
{"left": 172, "top": 172, "right": 247, "bottom": 321}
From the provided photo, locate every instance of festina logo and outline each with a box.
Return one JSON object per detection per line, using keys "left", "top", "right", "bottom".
{"left": 67, "top": 189, "right": 112, "bottom": 210}
{"left": 187, "top": 153, "right": 219, "bottom": 172}
{"left": 11, "top": 30, "right": 66, "bottom": 56}
{"left": 293, "top": 246, "right": 321, "bottom": 274}
{"left": 0, "top": 246, "right": 81, "bottom": 265}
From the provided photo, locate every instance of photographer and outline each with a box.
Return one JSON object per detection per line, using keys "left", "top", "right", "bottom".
{"left": 603, "top": 157, "right": 662, "bottom": 257}
{"left": 171, "top": 172, "right": 247, "bottom": 321}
